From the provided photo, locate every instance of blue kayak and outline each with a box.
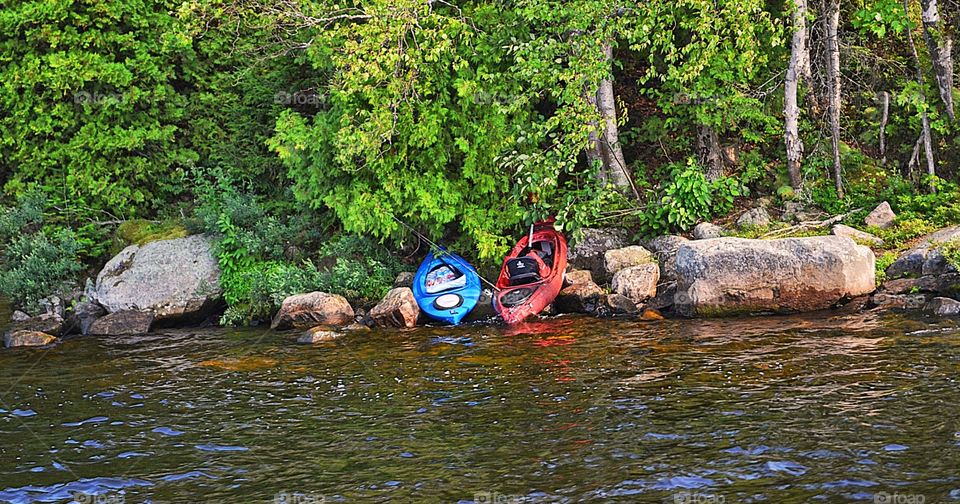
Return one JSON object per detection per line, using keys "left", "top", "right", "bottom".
{"left": 412, "top": 249, "right": 482, "bottom": 325}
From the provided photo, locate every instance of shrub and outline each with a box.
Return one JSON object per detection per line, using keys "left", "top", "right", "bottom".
{"left": 637, "top": 158, "right": 744, "bottom": 236}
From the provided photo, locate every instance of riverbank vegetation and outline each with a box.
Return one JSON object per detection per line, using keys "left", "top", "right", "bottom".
{"left": 1, "top": 0, "right": 958, "bottom": 321}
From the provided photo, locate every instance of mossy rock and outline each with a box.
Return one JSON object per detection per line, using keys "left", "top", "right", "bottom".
{"left": 116, "top": 220, "right": 188, "bottom": 246}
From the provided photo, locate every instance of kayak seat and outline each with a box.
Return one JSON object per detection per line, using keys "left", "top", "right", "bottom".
{"left": 506, "top": 257, "right": 541, "bottom": 286}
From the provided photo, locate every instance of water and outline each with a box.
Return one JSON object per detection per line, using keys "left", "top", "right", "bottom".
{"left": 1, "top": 311, "right": 959, "bottom": 503}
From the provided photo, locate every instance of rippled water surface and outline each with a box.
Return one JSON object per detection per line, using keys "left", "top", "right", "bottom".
{"left": 2, "top": 311, "right": 960, "bottom": 503}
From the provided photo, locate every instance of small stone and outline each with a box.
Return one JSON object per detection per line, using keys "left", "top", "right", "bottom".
{"left": 563, "top": 269, "right": 594, "bottom": 287}
{"left": 88, "top": 310, "right": 154, "bottom": 336}
{"left": 342, "top": 322, "right": 371, "bottom": 332}
{"left": 555, "top": 281, "right": 605, "bottom": 314}
{"left": 611, "top": 263, "right": 660, "bottom": 304}
{"left": 3, "top": 330, "right": 57, "bottom": 348}
{"left": 871, "top": 293, "right": 927, "bottom": 311}
{"left": 298, "top": 326, "right": 343, "bottom": 344}
{"left": 603, "top": 246, "right": 654, "bottom": 279}
{"left": 370, "top": 287, "right": 420, "bottom": 328}
{"left": 393, "top": 272, "right": 415, "bottom": 288}
{"left": 692, "top": 222, "right": 724, "bottom": 240}
{"left": 926, "top": 297, "right": 960, "bottom": 316}
{"left": 640, "top": 308, "right": 665, "bottom": 321}
{"left": 736, "top": 207, "right": 771, "bottom": 229}
{"left": 832, "top": 224, "right": 884, "bottom": 247}
{"left": 865, "top": 201, "right": 896, "bottom": 229}
{"left": 11, "top": 311, "right": 31, "bottom": 322}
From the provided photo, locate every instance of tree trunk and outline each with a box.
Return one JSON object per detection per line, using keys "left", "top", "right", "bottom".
{"left": 904, "top": 0, "right": 937, "bottom": 185}
{"left": 785, "top": 0, "right": 808, "bottom": 190}
{"left": 921, "top": 0, "right": 955, "bottom": 121}
{"left": 879, "top": 91, "right": 889, "bottom": 166}
{"left": 697, "top": 125, "right": 724, "bottom": 182}
{"left": 825, "top": 0, "right": 843, "bottom": 198}
{"left": 584, "top": 87, "right": 605, "bottom": 184}
{"left": 596, "top": 43, "right": 633, "bottom": 193}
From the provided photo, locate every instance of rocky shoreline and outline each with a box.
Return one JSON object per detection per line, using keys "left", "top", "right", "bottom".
{"left": 5, "top": 204, "right": 960, "bottom": 348}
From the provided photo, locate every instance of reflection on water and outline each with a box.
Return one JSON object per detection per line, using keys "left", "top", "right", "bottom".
{"left": 1, "top": 311, "right": 959, "bottom": 503}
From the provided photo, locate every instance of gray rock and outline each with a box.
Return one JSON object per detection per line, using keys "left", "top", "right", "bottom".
{"left": 463, "top": 289, "right": 497, "bottom": 323}
{"left": 926, "top": 297, "right": 960, "bottom": 316}
{"left": 602, "top": 294, "right": 640, "bottom": 315}
{"left": 865, "top": 201, "right": 896, "bottom": 229}
{"left": 674, "top": 236, "right": 876, "bottom": 317}
{"left": 69, "top": 301, "right": 106, "bottom": 336}
{"left": 4, "top": 330, "right": 57, "bottom": 348}
{"left": 567, "top": 228, "right": 631, "bottom": 281}
{"left": 370, "top": 287, "right": 420, "bottom": 328}
{"left": 832, "top": 224, "right": 884, "bottom": 247}
{"left": 736, "top": 208, "right": 771, "bottom": 229}
{"left": 297, "top": 326, "right": 344, "bottom": 344}
{"left": 555, "top": 281, "right": 605, "bottom": 314}
{"left": 647, "top": 282, "right": 678, "bottom": 311}
{"left": 88, "top": 310, "right": 154, "bottom": 335}
{"left": 38, "top": 296, "right": 65, "bottom": 319}
{"left": 271, "top": 292, "right": 355, "bottom": 330}
{"left": 342, "top": 322, "right": 371, "bottom": 332}
{"left": 603, "top": 246, "right": 654, "bottom": 281}
{"left": 8, "top": 313, "right": 67, "bottom": 337}
{"left": 11, "top": 311, "right": 31, "bottom": 322}
{"left": 871, "top": 293, "right": 928, "bottom": 311}
{"left": 692, "top": 222, "right": 724, "bottom": 240}
{"left": 93, "top": 234, "right": 222, "bottom": 323}
{"left": 611, "top": 263, "right": 660, "bottom": 304}
{"left": 916, "top": 273, "right": 960, "bottom": 297}
{"left": 782, "top": 201, "right": 815, "bottom": 223}
{"left": 886, "top": 225, "right": 960, "bottom": 279}
{"left": 644, "top": 235, "right": 689, "bottom": 283}
{"left": 393, "top": 272, "right": 415, "bottom": 288}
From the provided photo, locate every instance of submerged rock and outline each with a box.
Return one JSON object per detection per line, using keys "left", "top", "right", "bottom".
{"left": 298, "top": 325, "right": 344, "bottom": 344}
{"left": 832, "top": 224, "right": 884, "bottom": 247}
{"left": 567, "top": 228, "right": 631, "bottom": 282}
{"left": 88, "top": 310, "right": 154, "bottom": 335}
{"left": 271, "top": 292, "right": 355, "bottom": 330}
{"left": 872, "top": 293, "right": 928, "bottom": 311}
{"left": 674, "top": 236, "right": 876, "bottom": 317}
{"left": 3, "top": 330, "right": 57, "bottom": 348}
{"left": 370, "top": 287, "right": 420, "bottom": 328}
{"left": 602, "top": 294, "right": 639, "bottom": 315}
{"left": 865, "top": 201, "right": 896, "bottom": 229}
{"left": 926, "top": 297, "right": 960, "bottom": 316}
{"left": 8, "top": 312, "right": 67, "bottom": 337}
{"left": 640, "top": 308, "right": 665, "bottom": 321}
{"left": 93, "top": 234, "right": 223, "bottom": 324}
{"left": 555, "top": 281, "right": 605, "bottom": 314}
{"left": 603, "top": 246, "right": 654, "bottom": 281}
{"left": 611, "top": 263, "right": 659, "bottom": 304}
{"left": 692, "top": 222, "right": 724, "bottom": 240}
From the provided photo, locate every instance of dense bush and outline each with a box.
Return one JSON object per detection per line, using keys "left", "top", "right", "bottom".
{"left": 0, "top": 195, "right": 83, "bottom": 313}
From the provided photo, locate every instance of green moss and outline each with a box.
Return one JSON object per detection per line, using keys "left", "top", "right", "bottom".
{"left": 116, "top": 219, "right": 188, "bottom": 246}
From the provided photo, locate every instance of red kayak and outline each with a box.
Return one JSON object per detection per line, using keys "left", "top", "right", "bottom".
{"left": 494, "top": 219, "right": 568, "bottom": 324}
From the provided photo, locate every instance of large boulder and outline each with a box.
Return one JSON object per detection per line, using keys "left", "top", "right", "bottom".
{"left": 611, "top": 263, "right": 660, "bottom": 304}
{"left": 4, "top": 330, "right": 57, "bottom": 348}
{"left": 369, "top": 288, "right": 420, "bottom": 328}
{"left": 674, "top": 236, "right": 876, "bottom": 317}
{"left": 271, "top": 292, "right": 355, "bottom": 330}
{"left": 93, "top": 235, "right": 222, "bottom": 323}
{"left": 555, "top": 281, "right": 605, "bottom": 314}
{"left": 603, "top": 246, "right": 654, "bottom": 282}
{"left": 886, "top": 225, "right": 960, "bottom": 279}
{"left": 567, "top": 228, "right": 631, "bottom": 281}
{"left": 88, "top": 310, "right": 154, "bottom": 336}
{"left": 865, "top": 201, "right": 896, "bottom": 229}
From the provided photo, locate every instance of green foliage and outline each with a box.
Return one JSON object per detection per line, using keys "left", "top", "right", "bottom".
{"left": 0, "top": 195, "right": 83, "bottom": 313}
{"left": 852, "top": 0, "right": 912, "bottom": 38}
{"left": 875, "top": 250, "right": 899, "bottom": 285}
{"left": 637, "top": 158, "right": 744, "bottom": 235}
{"left": 940, "top": 240, "right": 960, "bottom": 272}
